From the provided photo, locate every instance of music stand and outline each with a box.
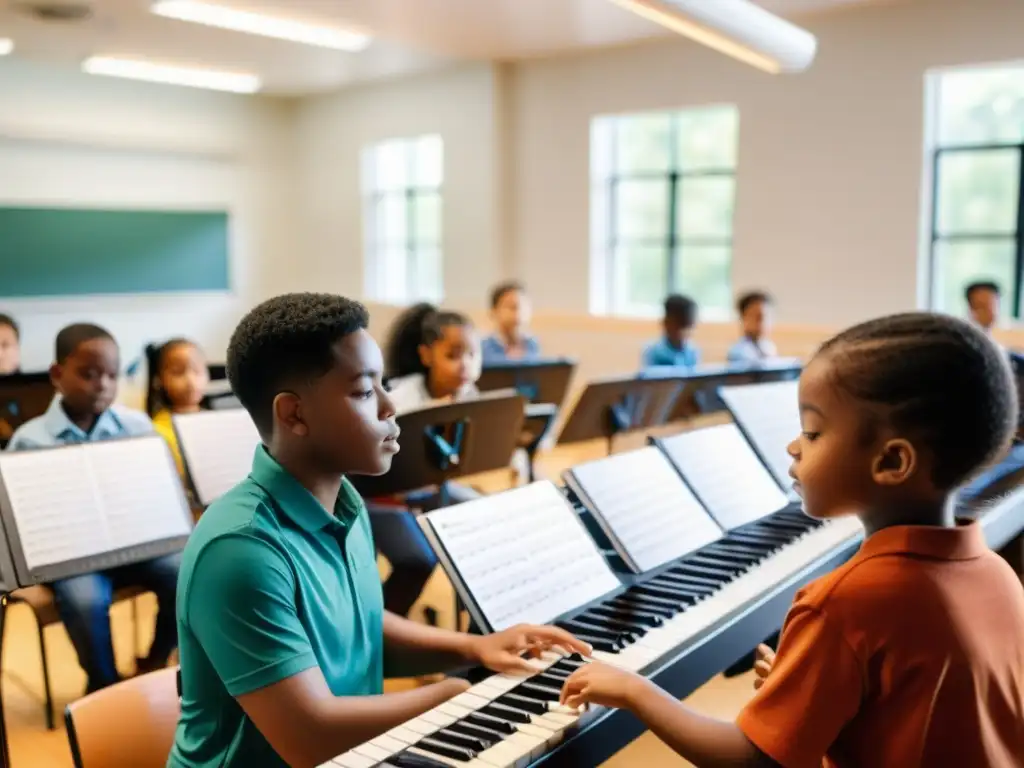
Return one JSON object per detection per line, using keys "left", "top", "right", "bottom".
{"left": 0, "top": 372, "right": 55, "bottom": 449}
{"left": 350, "top": 391, "right": 526, "bottom": 500}
{"left": 556, "top": 373, "right": 684, "bottom": 454}
{"left": 0, "top": 435, "right": 193, "bottom": 767}
{"left": 664, "top": 361, "right": 802, "bottom": 421}
{"left": 173, "top": 409, "right": 262, "bottom": 508}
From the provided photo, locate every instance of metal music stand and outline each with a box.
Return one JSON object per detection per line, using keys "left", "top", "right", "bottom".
{"left": 0, "top": 372, "right": 55, "bottom": 449}
{"left": 665, "top": 360, "right": 802, "bottom": 421}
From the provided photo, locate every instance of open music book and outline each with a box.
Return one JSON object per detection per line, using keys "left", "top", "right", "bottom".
{"left": 720, "top": 380, "right": 801, "bottom": 500}
{"left": 0, "top": 435, "right": 192, "bottom": 585}
{"left": 423, "top": 481, "right": 621, "bottom": 631}
{"left": 565, "top": 446, "right": 723, "bottom": 574}
{"left": 173, "top": 409, "right": 261, "bottom": 507}
{"left": 658, "top": 423, "right": 792, "bottom": 530}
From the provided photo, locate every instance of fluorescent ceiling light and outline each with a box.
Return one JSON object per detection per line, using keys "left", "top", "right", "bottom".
{"left": 151, "top": 0, "right": 371, "bottom": 52}
{"left": 82, "top": 56, "right": 261, "bottom": 93}
{"left": 607, "top": 0, "right": 816, "bottom": 74}
{"left": 0, "top": 39, "right": 13, "bottom": 56}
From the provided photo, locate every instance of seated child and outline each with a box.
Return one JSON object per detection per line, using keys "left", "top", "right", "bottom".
{"left": 7, "top": 323, "right": 181, "bottom": 693}
{"left": 145, "top": 338, "right": 209, "bottom": 476}
{"left": 641, "top": 294, "right": 700, "bottom": 368}
{"left": 169, "top": 293, "right": 588, "bottom": 768}
{"left": 481, "top": 281, "right": 542, "bottom": 363}
{"left": 560, "top": 312, "right": 1024, "bottom": 767}
{"left": 966, "top": 280, "right": 1001, "bottom": 335}
{"left": 727, "top": 290, "right": 778, "bottom": 365}
{"left": 0, "top": 313, "right": 20, "bottom": 375}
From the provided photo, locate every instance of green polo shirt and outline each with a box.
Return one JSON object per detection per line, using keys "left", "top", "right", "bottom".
{"left": 168, "top": 446, "right": 384, "bottom": 768}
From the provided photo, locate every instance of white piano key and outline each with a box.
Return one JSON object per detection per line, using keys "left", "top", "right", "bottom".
{"left": 367, "top": 734, "right": 408, "bottom": 754}
{"left": 418, "top": 709, "right": 460, "bottom": 729}
{"left": 351, "top": 742, "right": 393, "bottom": 762}
{"left": 402, "top": 717, "right": 438, "bottom": 736}
{"left": 382, "top": 725, "right": 420, "bottom": 745}
{"left": 325, "top": 753, "right": 376, "bottom": 768}
{"left": 406, "top": 746, "right": 491, "bottom": 768}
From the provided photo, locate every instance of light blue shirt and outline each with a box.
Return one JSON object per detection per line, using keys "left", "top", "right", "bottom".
{"left": 481, "top": 334, "right": 542, "bottom": 364}
{"left": 641, "top": 337, "right": 701, "bottom": 369}
{"left": 726, "top": 337, "right": 778, "bottom": 365}
{"left": 6, "top": 396, "right": 153, "bottom": 450}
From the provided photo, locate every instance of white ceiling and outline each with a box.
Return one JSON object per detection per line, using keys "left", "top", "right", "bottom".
{"left": 0, "top": 0, "right": 876, "bottom": 95}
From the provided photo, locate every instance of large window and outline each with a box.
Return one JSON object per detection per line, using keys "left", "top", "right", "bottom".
{"left": 590, "top": 106, "right": 739, "bottom": 318}
{"left": 927, "top": 64, "right": 1024, "bottom": 318}
{"left": 362, "top": 135, "right": 443, "bottom": 303}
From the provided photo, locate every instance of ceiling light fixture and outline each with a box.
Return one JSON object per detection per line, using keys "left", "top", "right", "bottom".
{"left": 82, "top": 56, "right": 261, "bottom": 93}
{"left": 607, "top": 0, "right": 816, "bottom": 74}
{"left": 151, "top": 0, "right": 371, "bottom": 52}
{"left": 0, "top": 38, "right": 13, "bottom": 56}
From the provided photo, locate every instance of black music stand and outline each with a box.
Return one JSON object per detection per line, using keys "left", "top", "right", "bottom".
{"left": 0, "top": 435, "right": 193, "bottom": 768}
{"left": 556, "top": 373, "right": 684, "bottom": 454}
{"left": 665, "top": 361, "right": 802, "bottom": 422}
{"left": 0, "top": 372, "right": 55, "bottom": 449}
{"left": 478, "top": 359, "right": 576, "bottom": 482}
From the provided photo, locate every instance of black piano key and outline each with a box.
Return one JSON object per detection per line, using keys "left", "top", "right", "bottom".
{"left": 707, "top": 541, "right": 771, "bottom": 559}
{"left": 432, "top": 728, "right": 489, "bottom": 752}
{"left": 498, "top": 693, "right": 549, "bottom": 715}
{"left": 757, "top": 518, "right": 808, "bottom": 533}
{"left": 481, "top": 703, "right": 531, "bottom": 724}
{"left": 569, "top": 618, "right": 642, "bottom": 643}
{"left": 536, "top": 669, "right": 572, "bottom": 684}
{"left": 557, "top": 620, "right": 634, "bottom": 644}
{"left": 446, "top": 721, "right": 502, "bottom": 747}
{"left": 730, "top": 529, "right": 791, "bottom": 546}
{"left": 466, "top": 712, "right": 517, "bottom": 735}
{"left": 415, "top": 737, "right": 476, "bottom": 762}
{"left": 610, "top": 596, "right": 676, "bottom": 618}
{"left": 672, "top": 562, "right": 735, "bottom": 581}
{"left": 632, "top": 584, "right": 700, "bottom": 604}
{"left": 563, "top": 633, "right": 620, "bottom": 653}
{"left": 517, "top": 681, "right": 562, "bottom": 701}
{"left": 687, "top": 555, "right": 745, "bottom": 574}
{"left": 646, "top": 576, "right": 709, "bottom": 598}
{"left": 622, "top": 586, "right": 690, "bottom": 606}
{"left": 586, "top": 605, "right": 663, "bottom": 627}
{"left": 390, "top": 752, "right": 453, "bottom": 768}
{"left": 700, "top": 547, "right": 760, "bottom": 567}
{"left": 663, "top": 569, "right": 725, "bottom": 588}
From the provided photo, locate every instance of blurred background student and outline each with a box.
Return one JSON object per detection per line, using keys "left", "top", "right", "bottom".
{"left": 482, "top": 281, "right": 541, "bottom": 363}
{"left": 146, "top": 338, "right": 209, "bottom": 477}
{"left": 0, "top": 313, "right": 20, "bottom": 375}
{"left": 641, "top": 294, "right": 700, "bottom": 368}
{"left": 727, "top": 291, "right": 778, "bottom": 365}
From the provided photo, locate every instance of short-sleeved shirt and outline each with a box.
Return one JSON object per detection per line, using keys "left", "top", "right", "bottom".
{"left": 386, "top": 373, "right": 479, "bottom": 415}
{"left": 169, "top": 446, "right": 384, "bottom": 768}
{"left": 726, "top": 336, "right": 778, "bottom": 365}
{"left": 738, "top": 520, "right": 1024, "bottom": 768}
{"left": 641, "top": 337, "right": 700, "bottom": 368}
{"left": 481, "top": 334, "right": 542, "bottom": 364}
{"left": 6, "top": 395, "right": 153, "bottom": 450}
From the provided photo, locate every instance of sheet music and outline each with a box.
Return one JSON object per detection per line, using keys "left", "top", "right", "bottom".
{"left": 173, "top": 409, "right": 261, "bottom": 505}
{"left": 720, "top": 380, "right": 801, "bottom": 499}
{"left": 660, "top": 424, "right": 790, "bottom": 530}
{"left": 426, "top": 482, "right": 621, "bottom": 630}
{"left": 568, "top": 446, "right": 723, "bottom": 573}
{"left": 0, "top": 436, "right": 191, "bottom": 571}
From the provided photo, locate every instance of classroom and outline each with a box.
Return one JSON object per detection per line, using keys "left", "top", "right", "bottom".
{"left": 0, "top": 0, "right": 1022, "bottom": 766}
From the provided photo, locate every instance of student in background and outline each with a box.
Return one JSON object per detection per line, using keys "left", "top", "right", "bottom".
{"left": 0, "top": 313, "right": 20, "bottom": 375}
{"left": 641, "top": 294, "right": 700, "bottom": 368}
{"left": 169, "top": 293, "right": 588, "bottom": 768}
{"left": 146, "top": 338, "right": 209, "bottom": 476}
{"left": 966, "top": 280, "right": 1001, "bottom": 335}
{"left": 560, "top": 312, "right": 1024, "bottom": 766}
{"left": 7, "top": 323, "right": 180, "bottom": 693}
{"left": 482, "top": 281, "right": 541, "bottom": 363}
{"left": 727, "top": 291, "right": 778, "bottom": 365}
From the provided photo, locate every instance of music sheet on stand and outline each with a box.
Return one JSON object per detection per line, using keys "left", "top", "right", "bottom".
{"left": 0, "top": 437, "right": 191, "bottom": 571}
{"left": 174, "top": 409, "right": 262, "bottom": 506}
{"left": 426, "top": 482, "right": 620, "bottom": 630}
{"left": 570, "top": 447, "right": 722, "bottom": 573}
{"left": 720, "top": 380, "right": 801, "bottom": 500}
{"left": 661, "top": 424, "right": 790, "bottom": 530}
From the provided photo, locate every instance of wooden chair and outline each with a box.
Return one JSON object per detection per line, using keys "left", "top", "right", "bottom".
{"left": 9, "top": 585, "right": 147, "bottom": 729}
{"left": 65, "top": 667, "right": 179, "bottom": 768}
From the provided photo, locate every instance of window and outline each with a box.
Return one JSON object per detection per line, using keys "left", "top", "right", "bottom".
{"left": 926, "top": 64, "right": 1024, "bottom": 318}
{"left": 590, "top": 106, "right": 739, "bottom": 318}
{"left": 362, "top": 135, "right": 443, "bottom": 303}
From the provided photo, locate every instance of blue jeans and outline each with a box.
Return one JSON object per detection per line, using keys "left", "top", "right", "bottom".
{"left": 50, "top": 552, "right": 182, "bottom": 692}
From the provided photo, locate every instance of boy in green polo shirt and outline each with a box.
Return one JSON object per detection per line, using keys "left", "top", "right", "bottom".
{"left": 170, "top": 294, "right": 589, "bottom": 768}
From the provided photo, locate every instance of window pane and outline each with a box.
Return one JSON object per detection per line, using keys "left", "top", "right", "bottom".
{"left": 614, "top": 244, "right": 667, "bottom": 314}
{"left": 377, "top": 246, "right": 409, "bottom": 303}
{"left": 414, "top": 135, "right": 443, "bottom": 187}
{"left": 413, "top": 192, "right": 441, "bottom": 245}
{"left": 615, "top": 114, "right": 672, "bottom": 174}
{"left": 931, "top": 238, "right": 1015, "bottom": 317}
{"left": 676, "top": 177, "right": 735, "bottom": 238}
{"left": 936, "top": 149, "right": 1020, "bottom": 235}
{"left": 373, "top": 193, "right": 408, "bottom": 246}
{"left": 676, "top": 108, "right": 738, "bottom": 171}
{"left": 411, "top": 247, "right": 443, "bottom": 302}
{"left": 673, "top": 245, "right": 732, "bottom": 315}
{"left": 373, "top": 140, "right": 408, "bottom": 191}
{"left": 615, "top": 179, "right": 669, "bottom": 239}
{"left": 938, "top": 66, "right": 1024, "bottom": 146}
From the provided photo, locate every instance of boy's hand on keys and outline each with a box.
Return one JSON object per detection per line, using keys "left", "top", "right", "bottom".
{"left": 753, "top": 644, "right": 775, "bottom": 690}
{"left": 559, "top": 661, "right": 650, "bottom": 711}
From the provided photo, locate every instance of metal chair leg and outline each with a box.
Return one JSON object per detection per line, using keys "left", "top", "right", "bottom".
{"left": 36, "top": 622, "right": 54, "bottom": 730}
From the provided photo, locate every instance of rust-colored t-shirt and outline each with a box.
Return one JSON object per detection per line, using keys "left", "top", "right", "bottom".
{"left": 737, "top": 520, "right": 1024, "bottom": 768}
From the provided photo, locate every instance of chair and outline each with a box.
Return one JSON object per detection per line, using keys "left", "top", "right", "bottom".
{"left": 65, "top": 667, "right": 179, "bottom": 768}
{"left": 9, "top": 585, "right": 147, "bottom": 729}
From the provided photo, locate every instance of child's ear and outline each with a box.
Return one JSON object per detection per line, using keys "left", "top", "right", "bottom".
{"left": 871, "top": 438, "right": 917, "bottom": 486}
{"left": 417, "top": 344, "right": 433, "bottom": 370}
{"left": 272, "top": 392, "right": 308, "bottom": 437}
{"left": 48, "top": 363, "right": 62, "bottom": 388}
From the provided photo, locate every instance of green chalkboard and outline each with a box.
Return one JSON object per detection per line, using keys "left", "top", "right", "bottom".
{"left": 0, "top": 206, "right": 230, "bottom": 297}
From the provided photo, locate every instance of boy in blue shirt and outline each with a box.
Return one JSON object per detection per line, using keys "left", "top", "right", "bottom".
{"left": 7, "top": 323, "right": 180, "bottom": 693}
{"left": 481, "top": 281, "right": 542, "bottom": 363}
{"left": 641, "top": 294, "right": 700, "bottom": 368}
{"left": 727, "top": 291, "right": 778, "bottom": 365}
{"left": 170, "top": 293, "right": 588, "bottom": 768}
